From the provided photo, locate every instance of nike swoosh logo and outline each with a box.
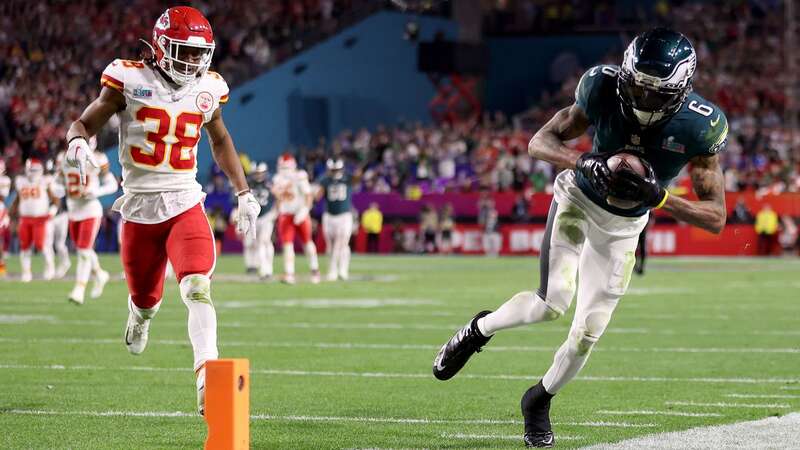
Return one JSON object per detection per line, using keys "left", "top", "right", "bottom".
{"left": 434, "top": 355, "right": 446, "bottom": 372}
{"left": 710, "top": 115, "right": 720, "bottom": 127}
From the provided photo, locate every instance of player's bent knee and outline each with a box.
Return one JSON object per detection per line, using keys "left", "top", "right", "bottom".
{"left": 179, "top": 274, "right": 212, "bottom": 305}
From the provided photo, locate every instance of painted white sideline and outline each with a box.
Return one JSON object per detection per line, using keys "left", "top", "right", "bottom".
{"left": 725, "top": 394, "right": 800, "bottom": 399}
{"left": 0, "top": 363, "right": 798, "bottom": 385}
{"left": 0, "top": 409, "right": 653, "bottom": 428}
{"left": 665, "top": 401, "right": 790, "bottom": 409}
{"left": 597, "top": 410, "right": 723, "bottom": 418}
{"left": 581, "top": 413, "right": 800, "bottom": 450}
{"left": 441, "top": 433, "right": 582, "bottom": 441}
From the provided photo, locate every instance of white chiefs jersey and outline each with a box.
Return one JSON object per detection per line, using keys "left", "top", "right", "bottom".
{"left": 61, "top": 152, "right": 110, "bottom": 221}
{"left": 0, "top": 175, "right": 10, "bottom": 199}
{"left": 15, "top": 175, "right": 53, "bottom": 218}
{"left": 272, "top": 169, "right": 311, "bottom": 215}
{"left": 101, "top": 59, "right": 229, "bottom": 194}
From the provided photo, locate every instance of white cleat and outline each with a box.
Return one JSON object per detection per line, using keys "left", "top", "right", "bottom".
{"left": 20, "top": 272, "right": 32, "bottom": 283}
{"left": 339, "top": 273, "right": 349, "bottom": 281}
{"left": 310, "top": 270, "right": 321, "bottom": 285}
{"left": 326, "top": 272, "right": 338, "bottom": 282}
{"left": 68, "top": 286, "right": 85, "bottom": 305}
{"left": 42, "top": 268, "right": 54, "bottom": 281}
{"left": 55, "top": 261, "right": 71, "bottom": 279}
{"left": 282, "top": 274, "right": 296, "bottom": 285}
{"left": 196, "top": 366, "right": 206, "bottom": 416}
{"left": 124, "top": 311, "right": 150, "bottom": 355}
{"left": 91, "top": 270, "right": 110, "bottom": 299}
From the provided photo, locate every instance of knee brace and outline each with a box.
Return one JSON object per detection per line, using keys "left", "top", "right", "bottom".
{"left": 180, "top": 274, "right": 212, "bottom": 305}
{"left": 567, "top": 326, "right": 600, "bottom": 357}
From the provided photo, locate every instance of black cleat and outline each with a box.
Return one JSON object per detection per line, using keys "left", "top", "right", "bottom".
{"left": 521, "top": 380, "right": 555, "bottom": 448}
{"left": 432, "top": 310, "right": 492, "bottom": 380}
{"left": 523, "top": 431, "right": 555, "bottom": 448}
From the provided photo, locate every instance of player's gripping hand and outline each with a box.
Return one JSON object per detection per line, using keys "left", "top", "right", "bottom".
{"left": 236, "top": 191, "right": 261, "bottom": 241}
{"left": 66, "top": 137, "right": 98, "bottom": 185}
{"left": 576, "top": 153, "right": 612, "bottom": 197}
{"left": 609, "top": 163, "right": 667, "bottom": 208}
{"left": 293, "top": 207, "right": 309, "bottom": 225}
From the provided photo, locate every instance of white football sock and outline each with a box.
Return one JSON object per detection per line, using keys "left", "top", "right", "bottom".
{"left": 180, "top": 274, "right": 219, "bottom": 371}
{"left": 477, "top": 291, "right": 562, "bottom": 336}
{"left": 305, "top": 242, "right": 319, "bottom": 271}
{"left": 258, "top": 238, "right": 274, "bottom": 277}
{"left": 42, "top": 246, "right": 54, "bottom": 276}
{"left": 75, "top": 249, "right": 93, "bottom": 287}
{"left": 339, "top": 243, "right": 350, "bottom": 278}
{"left": 90, "top": 250, "right": 102, "bottom": 275}
{"left": 283, "top": 244, "right": 295, "bottom": 276}
{"left": 20, "top": 250, "right": 32, "bottom": 275}
{"left": 129, "top": 296, "right": 161, "bottom": 323}
{"left": 542, "top": 327, "right": 599, "bottom": 393}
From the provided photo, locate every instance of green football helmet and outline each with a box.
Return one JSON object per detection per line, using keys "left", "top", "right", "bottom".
{"left": 618, "top": 28, "right": 696, "bottom": 127}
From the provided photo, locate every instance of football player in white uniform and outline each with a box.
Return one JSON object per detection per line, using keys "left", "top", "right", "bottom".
{"left": 64, "top": 6, "right": 259, "bottom": 415}
{"left": 0, "top": 160, "right": 11, "bottom": 277}
{"left": 272, "top": 154, "right": 320, "bottom": 284}
{"left": 9, "top": 159, "right": 59, "bottom": 282}
{"left": 248, "top": 162, "right": 277, "bottom": 279}
{"left": 47, "top": 159, "right": 71, "bottom": 279}
{"left": 55, "top": 143, "right": 119, "bottom": 305}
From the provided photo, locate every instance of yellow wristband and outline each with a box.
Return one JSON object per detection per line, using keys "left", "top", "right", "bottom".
{"left": 655, "top": 190, "right": 669, "bottom": 209}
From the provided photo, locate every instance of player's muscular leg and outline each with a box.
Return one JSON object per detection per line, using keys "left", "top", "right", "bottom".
{"left": 166, "top": 204, "right": 218, "bottom": 371}
{"left": 478, "top": 200, "right": 586, "bottom": 336}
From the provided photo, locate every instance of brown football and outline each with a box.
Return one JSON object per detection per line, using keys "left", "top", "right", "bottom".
{"left": 605, "top": 152, "right": 646, "bottom": 209}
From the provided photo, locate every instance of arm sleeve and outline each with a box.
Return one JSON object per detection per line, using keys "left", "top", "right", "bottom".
{"left": 94, "top": 171, "right": 119, "bottom": 197}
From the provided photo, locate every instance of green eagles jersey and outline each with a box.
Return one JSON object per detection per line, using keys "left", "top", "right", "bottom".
{"left": 319, "top": 175, "right": 352, "bottom": 215}
{"left": 574, "top": 65, "right": 728, "bottom": 217}
{"left": 249, "top": 178, "right": 275, "bottom": 217}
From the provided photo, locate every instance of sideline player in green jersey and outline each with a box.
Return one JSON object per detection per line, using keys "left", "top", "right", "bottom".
{"left": 317, "top": 158, "right": 354, "bottom": 281}
{"left": 433, "top": 28, "right": 728, "bottom": 447}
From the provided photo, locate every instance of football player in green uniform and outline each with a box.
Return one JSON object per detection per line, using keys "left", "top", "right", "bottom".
{"left": 317, "top": 158, "right": 354, "bottom": 281}
{"left": 433, "top": 28, "right": 728, "bottom": 447}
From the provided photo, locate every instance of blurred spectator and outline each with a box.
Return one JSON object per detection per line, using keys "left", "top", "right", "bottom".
{"left": 391, "top": 219, "right": 406, "bottom": 253}
{"left": 419, "top": 204, "right": 439, "bottom": 253}
{"left": 482, "top": 206, "right": 502, "bottom": 257}
{"left": 512, "top": 192, "right": 530, "bottom": 223}
{"left": 754, "top": 204, "right": 779, "bottom": 256}
{"left": 361, "top": 202, "right": 383, "bottom": 253}
{"left": 779, "top": 216, "right": 797, "bottom": 253}
{"left": 439, "top": 204, "right": 455, "bottom": 254}
{"left": 729, "top": 197, "right": 754, "bottom": 224}
{"left": 207, "top": 206, "right": 228, "bottom": 255}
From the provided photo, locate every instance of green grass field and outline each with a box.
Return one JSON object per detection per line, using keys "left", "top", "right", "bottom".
{"left": 0, "top": 254, "right": 798, "bottom": 449}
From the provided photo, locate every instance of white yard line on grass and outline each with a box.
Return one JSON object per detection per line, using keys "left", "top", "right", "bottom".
{"left": 441, "top": 433, "right": 582, "bottom": 441}
{"left": 665, "top": 401, "right": 790, "bottom": 409}
{"left": 581, "top": 413, "right": 800, "bottom": 450}
{"left": 780, "top": 386, "right": 800, "bottom": 391}
{"left": 1, "top": 363, "right": 798, "bottom": 385}
{"left": 0, "top": 409, "right": 653, "bottom": 428}
{"left": 725, "top": 393, "right": 800, "bottom": 399}
{"left": 597, "top": 410, "right": 723, "bottom": 418}
{"left": 2, "top": 337, "right": 798, "bottom": 355}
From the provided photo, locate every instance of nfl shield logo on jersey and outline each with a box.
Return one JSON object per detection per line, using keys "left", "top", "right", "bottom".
{"left": 196, "top": 92, "right": 214, "bottom": 113}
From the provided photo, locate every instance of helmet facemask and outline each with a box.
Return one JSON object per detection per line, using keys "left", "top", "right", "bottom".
{"left": 618, "top": 68, "right": 690, "bottom": 127}
{"left": 156, "top": 35, "right": 215, "bottom": 86}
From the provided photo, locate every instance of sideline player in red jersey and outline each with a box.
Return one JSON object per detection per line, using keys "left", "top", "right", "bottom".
{"left": 64, "top": 6, "right": 260, "bottom": 415}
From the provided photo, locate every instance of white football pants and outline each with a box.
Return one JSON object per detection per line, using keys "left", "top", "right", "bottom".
{"left": 256, "top": 213, "right": 276, "bottom": 278}
{"left": 322, "top": 212, "right": 353, "bottom": 280}
{"left": 478, "top": 170, "right": 648, "bottom": 394}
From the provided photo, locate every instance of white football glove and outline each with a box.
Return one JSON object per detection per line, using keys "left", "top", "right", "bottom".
{"left": 293, "top": 207, "right": 309, "bottom": 225}
{"left": 236, "top": 192, "right": 261, "bottom": 242}
{"left": 66, "top": 137, "right": 98, "bottom": 185}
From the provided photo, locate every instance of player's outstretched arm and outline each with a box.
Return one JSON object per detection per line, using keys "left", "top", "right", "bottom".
{"left": 205, "top": 108, "right": 249, "bottom": 193}
{"left": 660, "top": 154, "right": 727, "bottom": 234}
{"left": 528, "top": 103, "right": 590, "bottom": 169}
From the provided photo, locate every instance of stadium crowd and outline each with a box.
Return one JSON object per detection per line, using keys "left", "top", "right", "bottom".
{"left": 0, "top": 0, "right": 367, "bottom": 174}
{"left": 293, "top": 1, "right": 800, "bottom": 198}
